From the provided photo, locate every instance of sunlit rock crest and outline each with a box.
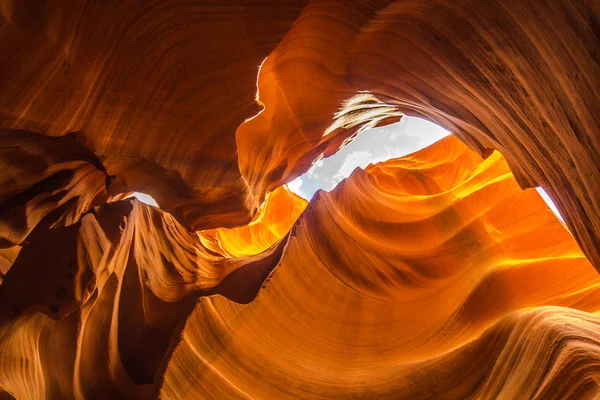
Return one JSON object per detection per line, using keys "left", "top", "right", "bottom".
{"left": 1, "top": 0, "right": 600, "bottom": 399}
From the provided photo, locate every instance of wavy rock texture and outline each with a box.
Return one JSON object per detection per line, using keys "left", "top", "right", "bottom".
{"left": 0, "top": 0, "right": 307, "bottom": 231}
{"left": 199, "top": 186, "right": 307, "bottom": 257}
{"left": 1, "top": 0, "right": 599, "bottom": 266}
{"left": 236, "top": 0, "right": 600, "bottom": 270}
{"left": 2, "top": 136, "right": 600, "bottom": 399}
{"left": 161, "top": 135, "right": 600, "bottom": 399}
{"left": 0, "top": 198, "right": 287, "bottom": 399}
{"left": 0, "top": 128, "right": 109, "bottom": 280}
{"left": 1, "top": 0, "right": 600, "bottom": 399}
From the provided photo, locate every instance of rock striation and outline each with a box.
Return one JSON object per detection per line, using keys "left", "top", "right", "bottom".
{"left": 199, "top": 186, "right": 307, "bottom": 258}
{"left": 2, "top": 136, "right": 600, "bottom": 398}
{"left": 1, "top": 0, "right": 600, "bottom": 399}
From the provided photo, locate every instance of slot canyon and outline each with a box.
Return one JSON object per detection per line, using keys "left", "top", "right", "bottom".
{"left": 1, "top": 0, "right": 600, "bottom": 398}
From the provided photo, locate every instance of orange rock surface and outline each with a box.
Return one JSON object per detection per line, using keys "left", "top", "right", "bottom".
{"left": 1, "top": 0, "right": 600, "bottom": 399}
{"left": 199, "top": 186, "right": 307, "bottom": 258}
{"left": 2, "top": 136, "right": 600, "bottom": 398}
{"left": 163, "top": 136, "right": 600, "bottom": 399}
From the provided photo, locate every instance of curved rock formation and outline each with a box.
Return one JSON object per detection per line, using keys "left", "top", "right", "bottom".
{"left": 1, "top": 0, "right": 600, "bottom": 398}
{"left": 0, "top": 129, "right": 110, "bottom": 248}
{"left": 161, "top": 135, "right": 600, "bottom": 399}
{"left": 1, "top": 0, "right": 599, "bottom": 265}
{"left": 236, "top": 0, "right": 600, "bottom": 270}
{"left": 0, "top": 198, "right": 287, "bottom": 398}
{"left": 199, "top": 186, "right": 307, "bottom": 257}
{"left": 2, "top": 136, "right": 600, "bottom": 398}
{"left": 0, "top": 0, "right": 307, "bottom": 231}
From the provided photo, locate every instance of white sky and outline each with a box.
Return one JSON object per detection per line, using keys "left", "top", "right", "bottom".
{"left": 287, "top": 117, "right": 450, "bottom": 199}
{"left": 286, "top": 116, "right": 564, "bottom": 224}
{"left": 130, "top": 192, "right": 158, "bottom": 206}
{"left": 128, "top": 116, "right": 563, "bottom": 225}
{"left": 535, "top": 187, "right": 564, "bottom": 222}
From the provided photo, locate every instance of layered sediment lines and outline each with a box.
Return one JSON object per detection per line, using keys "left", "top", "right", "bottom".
{"left": 1, "top": 0, "right": 599, "bottom": 266}
{"left": 199, "top": 186, "right": 307, "bottom": 258}
{"left": 236, "top": 0, "right": 600, "bottom": 269}
{"left": 1, "top": 0, "right": 600, "bottom": 398}
{"left": 161, "top": 136, "right": 600, "bottom": 399}
{"left": 0, "top": 199, "right": 287, "bottom": 398}
{"left": 0, "top": 0, "right": 307, "bottom": 231}
{"left": 2, "top": 137, "right": 600, "bottom": 398}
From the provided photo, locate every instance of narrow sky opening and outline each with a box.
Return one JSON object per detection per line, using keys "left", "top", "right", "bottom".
{"left": 285, "top": 116, "right": 566, "bottom": 226}
{"left": 286, "top": 116, "right": 450, "bottom": 200}
{"left": 535, "top": 187, "right": 564, "bottom": 223}
{"left": 131, "top": 192, "right": 158, "bottom": 207}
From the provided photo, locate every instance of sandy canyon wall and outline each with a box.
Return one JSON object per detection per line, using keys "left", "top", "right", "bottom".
{"left": 1, "top": 0, "right": 600, "bottom": 399}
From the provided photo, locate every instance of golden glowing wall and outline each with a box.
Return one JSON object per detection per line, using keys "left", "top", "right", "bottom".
{"left": 1, "top": 0, "right": 600, "bottom": 398}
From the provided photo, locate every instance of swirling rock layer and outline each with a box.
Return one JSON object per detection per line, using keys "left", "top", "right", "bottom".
{"left": 1, "top": 0, "right": 599, "bottom": 264}
{"left": 161, "top": 136, "right": 600, "bottom": 399}
{"left": 2, "top": 136, "right": 600, "bottom": 398}
{"left": 1, "top": 0, "right": 600, "bottom": 399}
{"left": 199, "top": 186, "right": 307, "bottom": 258}
{"left": 0, "top": 0, "right": 307, "bottom": 231}
{"left": 0, "top": 198, "right": 287, "bottom": 398}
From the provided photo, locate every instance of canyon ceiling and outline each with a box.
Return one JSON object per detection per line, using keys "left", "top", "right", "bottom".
{"left": 1, "top": 0, "right": 600, "bottom": 399}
